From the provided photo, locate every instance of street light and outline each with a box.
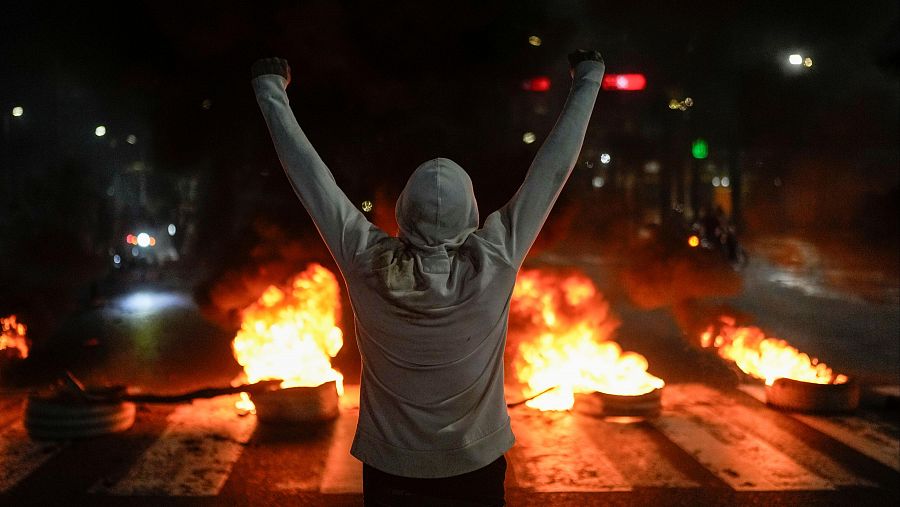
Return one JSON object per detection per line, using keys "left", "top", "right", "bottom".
{"left": 788, "top": 54, "right": 813, "bottom": 68}
{"left": 11, "top": 106, "right": 23, "bottom": 117}
{"left": 95, "top": 125, "right": 107, "bottom": 137}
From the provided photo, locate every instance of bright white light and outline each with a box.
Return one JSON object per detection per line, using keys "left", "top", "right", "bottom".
{"left": 803, "top": 57, "right": 813, "bottom": 68}
{"left": 600, "top": 153, "right": 611, "bottom": 164}
{"left": 113, "top": 254, "right": 121, "bottom": 264}
{"left": 522, "top": 132, "right": 536, "bottom": 144}
{"left": 118, "top": 291, "right": 192, "bottom": 313}
{"left": 12, "top": 106, "right": 23, "bottom": 117}
{"left": 126, "top": 134, "right": 137, "bottom": 145}
{"left": 137, "top": 232, "right": 151, "bottom": 247}
{"left": 167, "top": 224, "right": 176, "bottom": 236}
{"left": 721, "top": 176, "right": 730, "bottom": 187}
{"left": 591, "top": 176, "right": 605, "bottom": 188}
{"left": 788, "top": 54, "right": 803, "bottom": 65}
{"left": 616, "top": 76, "right": 629, "bottom": 88}
{"left": 712, "top": 176, "right": 721, "bottom": 187}
{"left": 95, "top": 125, "right": 107, "bottom": 137}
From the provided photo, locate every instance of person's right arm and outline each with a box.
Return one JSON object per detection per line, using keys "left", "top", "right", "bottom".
{"left": 479, "top": 51, "right": 604, "bottom": 265}
{"left": 251, "top": 58, "right": 383, "bottom": 269}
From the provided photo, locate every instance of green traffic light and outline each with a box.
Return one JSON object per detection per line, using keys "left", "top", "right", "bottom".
{"left": 692, "top": 138, "right": 708, "bottom": 159}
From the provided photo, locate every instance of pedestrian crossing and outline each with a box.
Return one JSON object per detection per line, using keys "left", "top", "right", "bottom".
{"left": 738, "top": 384, "right": 900, "bottom": 472}
{"left": 0, "top": 383, "right": 897, "bottom": 499}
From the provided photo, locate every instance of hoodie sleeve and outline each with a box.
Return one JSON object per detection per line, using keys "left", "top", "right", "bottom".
{"left": 252, "top": 74, "right": 384, "bottom": 270}
{"left": 479, "top": 60, "right": 603, "bottom": 265}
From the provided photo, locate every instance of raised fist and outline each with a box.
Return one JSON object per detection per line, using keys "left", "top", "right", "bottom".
{"left": 251, "top": 57, "right": 291, "bottom": 87}
{"left": 568, "top": 50, "right": 604, "bottom": 78}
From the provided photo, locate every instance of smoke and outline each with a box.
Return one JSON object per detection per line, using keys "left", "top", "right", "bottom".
{"left": 195, "top": 219, "right": 331, "bottom": 329}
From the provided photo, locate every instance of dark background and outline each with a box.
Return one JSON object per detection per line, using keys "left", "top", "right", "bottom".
{"left": 1, "top": 1, "right": 898, "bottom": 364}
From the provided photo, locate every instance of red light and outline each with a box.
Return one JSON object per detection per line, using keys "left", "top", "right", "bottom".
{"left": 601, "top": 74, "right": 646, "bottom": 91}
{"left": 522, "top": 76, "right": 551, "bottom": 92}
{"left": 126, "top": 234, "right": 135, "bottom": 245}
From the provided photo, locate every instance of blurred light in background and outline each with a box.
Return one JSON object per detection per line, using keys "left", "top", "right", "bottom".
{"left": 95, "top": 125, "right": 107, "bottom": 137}
{"left": 788, "top": 54, "right": 803, "bottom": 65}
{"left": 126, "top": 134, "right": 137, "bottom": 145}
{"left": 528, "top": 35, "right": 542, "bottom": 47}
{"left": 643, "top": 160, "right": 661, "bottom": 174}
{"left": 721, "top": 176, "right": 730, "bottom": 187}
{"left": 691, "top": 138, "right": 709, "bottom": 159}
{"left": 591, "top": 176, "right": 605, "bottom": 188}
{"left": 361, "top": 200, "right": 373, "bottom": 212}
{"left": 168, "top": 224, "right": 176, "bottom": 236}
{"left": 803, "top": 57, "right": 813, "bottom": 68}
{"left": 688, "top": 235, "right": 700, "bottom": 248}
{"left": 669, "top": 97, "right": 694, "bottom": 111}
{"left": 137, "top": 232, "right": 151, "bottom": 247}
{"left": 113, "top": 254, "right": 121, "bottom": 265}
{"left": 601, "top": 74, "right": 646, "bottom": 91}
{"left": 201, "top": 99, "right": 212, "bottom": 110}
{"left": 11, "top": 106, "right": 23, "bottom": 117}
{"left": 522, "top": 132, "right": 536, "bottom": 144}
{"left": 522, "top": 76, "right": 551, "bottom": 92}
{"left": 600, "top": 153, "right": 611, "bottom": 164}
{"left": 132, "top": 247, "right": 139, "bottom": 257}
{"left": 712, "top": 176, "right": 721, "bottom": 187}
{"left": 118, "top": 291, "right": 192, "bottom": 313}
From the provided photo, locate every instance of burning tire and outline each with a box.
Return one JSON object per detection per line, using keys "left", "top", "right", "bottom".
{"left": 250, "top": 381, "right": 339, "bottom": 423}
{"left": 576, "top": 387, "right": 663, "bottom": 418}
{"left": 25, "top": 394, "right": 136, "bottom": 440}
{"left": 765, "top": 377, "right": 860, "bottom": 413}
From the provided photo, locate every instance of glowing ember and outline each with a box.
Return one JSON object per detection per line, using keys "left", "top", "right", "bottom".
{"left": 1, "top": 315, "right": 30, "bottom": 360}
{"left": 701, "top": 315, "right": 848, "bottom": 386}
{"left": 509, "top": 269, "right": 665, "bottom": 411}
{"left": 232, "top": 263, "right": 344, "bottom": 412}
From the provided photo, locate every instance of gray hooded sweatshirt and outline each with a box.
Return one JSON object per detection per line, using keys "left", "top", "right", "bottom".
{"left": 253, "top": 59, "right": 604, "bottom": 478}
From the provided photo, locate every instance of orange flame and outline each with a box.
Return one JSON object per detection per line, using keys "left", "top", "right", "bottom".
{"left": 231, "top": 263, "right": 344, "bottom": 411}
{"left": 1, "top": 315, "right": 29, "bottom": 360}
{"left": 510, "top": 269, "right": 664, "bottom": 410}
{"left": 701, "top": 315, "right": 848, "bottom": 386}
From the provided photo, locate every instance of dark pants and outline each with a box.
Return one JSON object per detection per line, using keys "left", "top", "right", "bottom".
{"left": 363, "top": 455, "right": 507, "bottom": 507}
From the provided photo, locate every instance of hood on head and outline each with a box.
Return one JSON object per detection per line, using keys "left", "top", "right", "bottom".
{"left": 395, "top": 158, "right": 478, "bottom": 250}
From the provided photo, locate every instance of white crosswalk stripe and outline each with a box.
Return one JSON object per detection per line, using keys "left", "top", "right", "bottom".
{"left": 1, "top": 384, "right": 897, "bottom": 498}
{"left": 738, "top": 384, "right": 900, "bottom": 472}
{"left": 319, "top": 386, "right": 363, "bottom": 494}
{"left": 573, "top": 413, "right": 700, "bottom": 488}
{"left": 91, "top": 395, "right": 256, "bottom": 496}
{"left": 653, "top": 384, "right": 836, "bottom": 491}
{"left": 510, "top": 409, "right": 632, "bottom": 492}
{"left": 0, "top": 420, "right": 68, "bottom": 493}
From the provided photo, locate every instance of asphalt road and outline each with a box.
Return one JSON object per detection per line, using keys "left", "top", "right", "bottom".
{"left": 1, "top": 233, "right": 897, "bottom": 505}
{"left": 1, "top": 382, "right": 898, "bottom": 506}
